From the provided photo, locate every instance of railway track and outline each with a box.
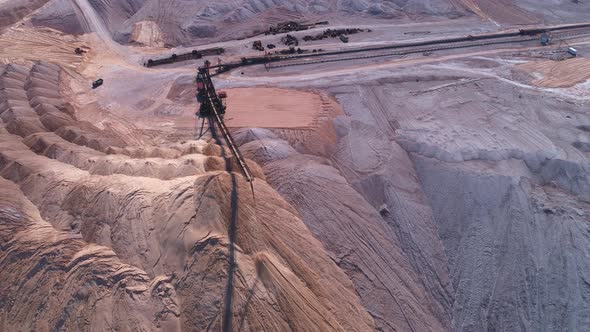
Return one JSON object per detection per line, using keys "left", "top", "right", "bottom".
{"left": 145, "top": 47, "right": 225, "bottom": 67}
{"left": 267, "top": 29, "right": 590, "bottom": 69}
{"left": 201, "top": 23, "right": 590, "bottom": 73}
{"left": 143, "top": 23, "right": 590, "bottom": 71}
{"left": 142, "top": 22, "right": 590, "bottom": 73}
{"left": 267, "top": 36, "right": 540, "bottom": 69}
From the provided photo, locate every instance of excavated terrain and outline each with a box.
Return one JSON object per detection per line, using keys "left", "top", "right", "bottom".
{"left": 232, "top": 59, "right": 590, "bottom": 331}
{"left": 323, "top": 65, "right": 590, "bottom": 331}
{"left": 0, "top": 61, "right": 377, "bottom": 331}
{"left": 0, "top": 0, "right": 50, "bottom": 29}
{"left": 22, "top": 0, "right": 471, "bottom": 46}
{"left": 2, "top": 0, "right": 590, "bottom": 331}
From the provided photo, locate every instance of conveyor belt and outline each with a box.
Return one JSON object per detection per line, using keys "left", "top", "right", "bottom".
{"left": 143, "top": 22, "right": 590, "bottom": 71}
{"left": 199, "top": 67, "right": 255, "bottom": 194}
{"left": 205, "top": 23, "right": 590, "bottom": 74}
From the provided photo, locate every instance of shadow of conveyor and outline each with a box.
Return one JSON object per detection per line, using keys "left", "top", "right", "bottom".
{"left": 208, "top": 119, "right": 239, "bottom": 332}
{"left": 237, "top": 277, "right": 259, "bottom": 331}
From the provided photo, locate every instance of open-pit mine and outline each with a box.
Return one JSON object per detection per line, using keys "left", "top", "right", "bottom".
{"left": 1, "top": 0, "right": 590, "bottom": 331}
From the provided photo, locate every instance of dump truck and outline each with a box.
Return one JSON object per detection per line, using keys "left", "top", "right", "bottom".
{"left": 92, "top": 79, "right": 103, "bottom": 89}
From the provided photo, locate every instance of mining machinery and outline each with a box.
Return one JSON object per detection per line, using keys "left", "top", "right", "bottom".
{"left": 195, "top": 61, "right": 255, "bottom": 192}
{"left": 267, "top": 21, "right": 329, "bottom": 35}
{"left": 196, "top": 65, "right": 227, "bottom": 118}
{"left": 540, "top": 33, "right": 552, "bottom": 46}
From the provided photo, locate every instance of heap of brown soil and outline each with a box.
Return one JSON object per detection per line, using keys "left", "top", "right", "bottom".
{"left": 0, "top": 61, "right": 374, "bottom": 331}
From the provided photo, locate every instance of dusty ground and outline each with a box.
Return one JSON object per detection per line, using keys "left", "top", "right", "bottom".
{"left": 1, "top": 1, "right": 590, "bottom": 332}
{"left": 223, "top": 53, "right": 590, "bottom": 331}
{"left": 520, "top": 57, "right": 590, "bottom": 88}
{"left": 457, "top": 0, "right": 540, "bottom": 25}
{"left": 224, "top": 87, "right": 327, "bottom": 129}
{"left": 67, "top": 0, "right": 469, "bottom": 46}
{"left": 0, "top": 0, "right": 49, "bottom": 29}
{"left": 0, "top": 44, "right": 374, "bottom": 332}
{"left": 0, "top": 27, "right": 84, "bottom": 69}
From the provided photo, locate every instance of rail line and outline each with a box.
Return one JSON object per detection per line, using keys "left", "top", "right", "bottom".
{"left": 273, "top": 24, "right": 590, "bottom": 62}
{"left": 267, "top": 36, "right": 540, "bottom": 68}
{"left": 142, "top": 23, "right": 590, "bottom": 71}
{"left": 143, "top": 22, "right": 590, "bottom": 68}
{"left": 199, "top": 23, "right": 590, "bottom": 73}
{"left": 145, "top": 47, "right": 225, "bottom": 67}
{"left": 267, "top": 29, "right": 590, "bottom": 69}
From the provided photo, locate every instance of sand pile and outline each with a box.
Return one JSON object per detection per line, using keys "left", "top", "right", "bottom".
{"left": 0, "top": 60, "right": 374, "bottom": 330}
{"left": 514, "top": 0, "right": 590, "bottom": 24}
{"left": 226, "top": 58, "right": 589, "bottom": 331}
{"left": 457, "top": 0, "right": 539, "bottom": 24}
{"left": 0, "top": 177, "right": 181, "bottom": 331}
{"left": 238, "top": 128, "right": 453, "bottom": 331}
{"left": 316, "top": 61, "right": 590, "bottom": 330}
{"left": 130, "top": 21, "right": 164, "bottom": 47}
{"left": 414, "top": 154, "right": 590, "bottom": 330}
{"left": 0, "top": 0, "right": 50, "bottom": 29}
{"left": 55, "top": 0, "right": 468, "bottom": 46}
{"left": 29, "top": 0, "right": 85, "bottom": 35}
{"left": 0, "top": 27, "right": 84, "bottom": 70}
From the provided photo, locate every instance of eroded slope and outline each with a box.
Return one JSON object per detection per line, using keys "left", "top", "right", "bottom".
{"left": 0, "top": 61, "right": 375, "bottom": 331}
{"left": 319, "top": 59, "right": 590, "bottom": 331}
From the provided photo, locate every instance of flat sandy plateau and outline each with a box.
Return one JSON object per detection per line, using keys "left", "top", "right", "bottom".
{"left": 225, "top": 87, "right": 324, "bottom": 129}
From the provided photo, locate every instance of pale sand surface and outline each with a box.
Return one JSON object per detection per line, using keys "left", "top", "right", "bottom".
{"left": 225, "top": 87, "right": 323, "bottom": 129}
